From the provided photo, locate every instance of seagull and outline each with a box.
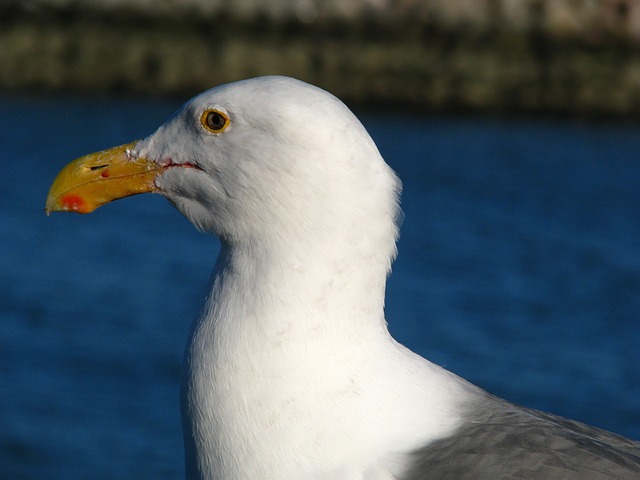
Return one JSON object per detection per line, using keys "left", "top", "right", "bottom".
{"left": 46, "top": 76, "right": 640, "bottom": 479}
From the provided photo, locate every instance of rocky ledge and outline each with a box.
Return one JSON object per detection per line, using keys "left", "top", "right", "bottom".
{"left": 2, "top": 0, "right": 640, "bottom": 116}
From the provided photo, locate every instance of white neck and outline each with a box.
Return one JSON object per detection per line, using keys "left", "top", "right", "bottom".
{"left": 180, "top": 236, "right": 468, "bottom": 480}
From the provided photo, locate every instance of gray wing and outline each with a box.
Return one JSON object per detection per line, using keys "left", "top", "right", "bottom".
{"left": 402, "top": 393, "right": 640, "bottom": 479}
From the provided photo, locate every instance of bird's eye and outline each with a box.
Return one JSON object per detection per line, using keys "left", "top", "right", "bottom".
{"left": 201, "top": 109, "right": 230, "bottom": 133}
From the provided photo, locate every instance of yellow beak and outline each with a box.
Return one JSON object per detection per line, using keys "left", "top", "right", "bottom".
{"left": 45, "top": 142, "right": 164, "bottom": 215}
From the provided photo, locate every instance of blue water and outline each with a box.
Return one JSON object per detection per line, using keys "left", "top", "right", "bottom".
{"left": 1, "top": 92, "right": 639, "bottom": 479}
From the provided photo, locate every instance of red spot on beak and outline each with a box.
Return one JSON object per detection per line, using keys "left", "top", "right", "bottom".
{"left": 100, "top": 169, "right": 110, "bottom": 178}
{"left": 60, "top": 195, "right": 86, "bottom": 212}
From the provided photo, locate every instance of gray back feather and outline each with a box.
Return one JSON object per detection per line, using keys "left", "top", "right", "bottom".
{"left": 402, "top": 393, "right": 640, "bottom": 479}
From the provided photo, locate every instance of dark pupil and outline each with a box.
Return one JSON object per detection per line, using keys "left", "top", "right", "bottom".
{"left": 207, "top": 112, "right": 225, "bottom": 130}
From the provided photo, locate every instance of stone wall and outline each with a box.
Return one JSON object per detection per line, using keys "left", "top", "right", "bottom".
{"left": 2, "top": 0, "right": 640, "bottom": 116}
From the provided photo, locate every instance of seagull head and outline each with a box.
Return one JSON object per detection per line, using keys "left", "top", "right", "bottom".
{"left": 46, "top": 76, "right": 401, "bottom": 263}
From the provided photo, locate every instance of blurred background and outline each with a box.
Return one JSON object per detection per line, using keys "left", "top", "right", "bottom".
{"left": 3, "top": 0, "right": 640, "bottom": 114}
{"left": 1, "top": 1, "right": 639, "bottom": 479}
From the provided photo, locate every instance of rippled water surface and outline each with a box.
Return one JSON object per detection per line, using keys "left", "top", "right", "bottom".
{"left": 1, "top": 93, "right": 639, "bottom": 479}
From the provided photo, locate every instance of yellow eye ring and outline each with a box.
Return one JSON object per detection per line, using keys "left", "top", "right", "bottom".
{"left": 201, "top": 109, "right": 230, "bottom": 133}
